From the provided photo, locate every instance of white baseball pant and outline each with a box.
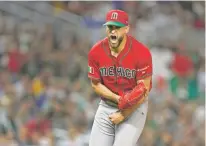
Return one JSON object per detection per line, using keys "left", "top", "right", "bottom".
{"left": 89, "top": 99, "right": 148, "bottom": 146}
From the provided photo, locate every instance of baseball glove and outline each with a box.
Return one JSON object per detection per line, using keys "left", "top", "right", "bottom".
{"left": 118, "top": 81, "right": 147, "bottom": 110}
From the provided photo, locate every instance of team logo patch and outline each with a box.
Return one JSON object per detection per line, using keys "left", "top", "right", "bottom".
{"left": 88, "top": 66, "right": 94, "bottom": 74}
{"left": 111, "top": 12, "right": 118, "bottom": 20}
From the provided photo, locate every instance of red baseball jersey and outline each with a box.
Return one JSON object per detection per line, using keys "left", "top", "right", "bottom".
{"left": 88, "top": 35, "right": 152, "bottom": 97}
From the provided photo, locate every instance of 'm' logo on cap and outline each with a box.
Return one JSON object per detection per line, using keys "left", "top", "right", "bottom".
{"left": 111, "top": 12, "right": 118, "bottom": 20}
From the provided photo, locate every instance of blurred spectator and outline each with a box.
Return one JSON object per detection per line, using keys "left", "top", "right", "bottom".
{"left": 20, "top": 112, "right": 52, "bottom": 145}
{"left": 7, "top": 42, "right": 26, "bottom": 75}
{"left": 170, "top": 48, "right": 194, "bottom": 77}
{"left": 21, "top": 52, "right": 44, "bottom": 79}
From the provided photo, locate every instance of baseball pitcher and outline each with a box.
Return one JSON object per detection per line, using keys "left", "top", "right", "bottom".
{"left": 88, "top": 9, "right": 153, "bottom": 146}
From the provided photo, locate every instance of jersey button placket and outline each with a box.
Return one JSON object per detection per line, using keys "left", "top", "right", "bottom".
{"left": 112, "top": 57, "right": 118, "bottom": 95}
{"left": 115, "top": 61, "right": 120, "bottom": 95}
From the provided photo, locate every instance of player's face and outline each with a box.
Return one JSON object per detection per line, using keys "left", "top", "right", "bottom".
{"left": 106, "top": 25, "right": 128, "bottom": 49}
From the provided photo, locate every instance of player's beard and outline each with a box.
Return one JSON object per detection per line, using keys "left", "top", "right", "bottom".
{"left": 109, "top": 35, "right": 123, "bottom": 49}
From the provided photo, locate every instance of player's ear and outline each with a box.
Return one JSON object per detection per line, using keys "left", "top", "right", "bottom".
{"left": 106, "top": 26, "right": 109, "bottom": 33}
{"left": 125, "top": 26, "right": 130, "bottom": 34}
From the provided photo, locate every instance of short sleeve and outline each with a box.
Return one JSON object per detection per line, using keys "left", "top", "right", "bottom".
{"left": 88, "top": 53, "right": 101, "bottom": 80}
{"left": 136, "top": 47, "right": 153, "bottom": 80}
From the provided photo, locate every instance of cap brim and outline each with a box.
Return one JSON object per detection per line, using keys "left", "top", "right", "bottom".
{"left": 103, "top": 21, "right": 126, "bottom": 27}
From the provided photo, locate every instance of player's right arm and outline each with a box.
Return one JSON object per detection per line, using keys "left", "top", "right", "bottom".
{"left": 88, "top": 51, "right": 120, "bottom": 103}
{"left": 90, "top": 79, "right": 120, "bottom": 103}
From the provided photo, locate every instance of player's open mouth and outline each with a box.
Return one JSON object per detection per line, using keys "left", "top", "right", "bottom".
{"left": 111, "top": 35, "right": 117, "bottom": 40}
{"left": 110, "top": 35, "right": 117, "bottom": 43}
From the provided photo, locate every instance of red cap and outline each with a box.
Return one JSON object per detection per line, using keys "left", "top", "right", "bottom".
{"left": 103, "top": 10, "right": 129, "bottom": 27}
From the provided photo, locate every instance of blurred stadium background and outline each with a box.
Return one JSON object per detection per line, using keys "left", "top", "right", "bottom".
{"left": 0, "top": 1, "right": 204, "bottom": 146}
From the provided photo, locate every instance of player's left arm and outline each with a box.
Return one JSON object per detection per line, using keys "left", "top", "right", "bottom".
{"left": 109, "top": 45, "right": 152, "bottom": 124}
{"left": 120, "top": 46, "right": 152, "bottom": 118}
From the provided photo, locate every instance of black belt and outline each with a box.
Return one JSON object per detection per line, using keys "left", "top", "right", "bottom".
{"left": 104, "top": 99, "right": 118, "bottom": 108}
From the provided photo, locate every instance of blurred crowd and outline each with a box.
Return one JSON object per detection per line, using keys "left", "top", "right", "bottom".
{"left": 0, "top": 1, "right": 205, "bottom": 146}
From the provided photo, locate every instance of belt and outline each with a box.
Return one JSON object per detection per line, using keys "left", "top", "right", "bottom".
{"left": 102, "top": 98, "right": 118, "bottom": 108}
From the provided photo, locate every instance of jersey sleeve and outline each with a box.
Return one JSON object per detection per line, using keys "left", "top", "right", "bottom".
{"left": 136, "top": 46, "right": 153, "bottom": 80}
{"left": 88, "top": 52, "right": 101, "bottom": 80}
